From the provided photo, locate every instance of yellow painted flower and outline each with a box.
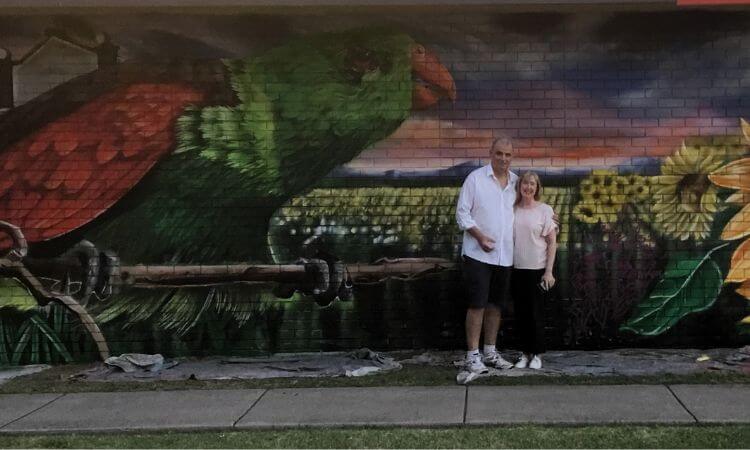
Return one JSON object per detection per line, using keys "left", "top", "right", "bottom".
{"left": 707, "top": 118, "right": 750, "bottom": 324}
{"left": 651, "top": 142, "right": 724, "bottom": 241}
{"left": 708, "top": 158, "right": 750, "bottom": 247}
{"left": 573, "top": 203, "right": 598, "bottom": 225}
{"left": 574, "top": 169, "right": 657, "bottom": 226}
{"left": 574, "top": 169, "right": 650, "bottom": 225}
{"left": 622, "top": 174, "right": 651, "bottom": 203}
{"left": 580, "top": 178, "right": 595, "bottom": 196}
{"left": 596, "top": 203, "right": 620, "bottom": 224}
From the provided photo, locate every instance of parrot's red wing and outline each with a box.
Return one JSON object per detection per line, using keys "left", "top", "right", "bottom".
{"left": 0, "top": 82, "right": 205, "bottom": 246}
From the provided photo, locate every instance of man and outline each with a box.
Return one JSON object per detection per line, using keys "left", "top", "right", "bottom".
{"left": 455, "top": 136, "right": 516, "bottom": 373}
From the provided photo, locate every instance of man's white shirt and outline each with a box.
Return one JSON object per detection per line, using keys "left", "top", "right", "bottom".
{"left": 455, "top": 165, "right": 517, "bottom": 267}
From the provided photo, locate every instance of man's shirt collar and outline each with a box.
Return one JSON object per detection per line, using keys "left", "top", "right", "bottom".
{"left": 484, "top": 164, "right": 517, "bottom": 183}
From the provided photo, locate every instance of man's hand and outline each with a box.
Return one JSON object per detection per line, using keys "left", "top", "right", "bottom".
{"left": 478, "top": 235, "right": 496, "bottom": 252}
{"left": 467, "top": 227, "right": 496, "bottom": 252}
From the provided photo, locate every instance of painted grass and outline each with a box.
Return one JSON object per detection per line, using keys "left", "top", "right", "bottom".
{"left": 1, "top": 362, "right": 748, "bottom": 395}
{"left": 0, "top": 425, "right": 748, "bottom": 448}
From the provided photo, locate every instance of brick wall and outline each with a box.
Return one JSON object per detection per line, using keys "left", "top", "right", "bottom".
{"left": 0, "top": 6, "right": 749, "bottom": 362}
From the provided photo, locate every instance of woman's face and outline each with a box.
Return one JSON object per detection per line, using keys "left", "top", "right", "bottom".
{"left": 520, "top": 177, "right": 538, "bottom": 201}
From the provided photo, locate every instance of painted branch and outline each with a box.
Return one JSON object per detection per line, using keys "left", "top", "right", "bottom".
{"left": 118, "top": 258, "right": 456, "bottom": 287}
{"left": 348, "top": 258, "right": 457, "bottom": 281}
{"left": 0, "top": 261, "right": 110, "bottom": 361}
{"left": 120, "top": 264, "right": 307, "bottom": 286}
{"left": 0, "top": 221, "right": 109, "bottom": 361}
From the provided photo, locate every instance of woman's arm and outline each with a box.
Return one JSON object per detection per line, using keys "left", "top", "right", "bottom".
{"left": 542, "top": 221, "right": 557, "bottom": 289}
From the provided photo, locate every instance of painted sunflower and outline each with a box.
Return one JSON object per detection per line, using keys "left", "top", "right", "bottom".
{"left": 651, "top": 142, "right": 724, "bottom": 241}
{"left": 622, "top": 174, "right": 651, "bottom": 204}
{"left": 573, "top": 170, "right": 650, "bottom": 225}
{"left": 708, "top": 120, "right": 750, "bottom": 324}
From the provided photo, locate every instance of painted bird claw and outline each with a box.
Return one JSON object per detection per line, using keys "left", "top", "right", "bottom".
{"left": 24, "top": 241, "right": 121, "bottom": 307}
{"left": 306, "top": 252, "right": 353, "bottom": 306}
{"left": 0, "top": 220, "right": 28, "bottom": 264}
{"left": 272, "top": 253, "right": 353, "bottom": 306}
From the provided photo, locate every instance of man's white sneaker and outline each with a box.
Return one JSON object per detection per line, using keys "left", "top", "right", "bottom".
{"left": 466, "top": 356, "right": 489, "bottom": 374}
{"left": 514, "top": 355, "right": 529, "bottom": 369}
{"left": 483, "top": 351, "right": 513, "bottom": 369}
{"left": 529, "top": 355, "right": 543, "bottom": 370}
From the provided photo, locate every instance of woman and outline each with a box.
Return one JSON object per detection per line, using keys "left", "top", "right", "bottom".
{"left": 512, "top": 171, "right": 557, "bottom": 370}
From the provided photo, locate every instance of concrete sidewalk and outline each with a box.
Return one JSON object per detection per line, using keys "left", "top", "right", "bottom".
{"left": 0, "top": 384, "right": 747, "bottom": 433}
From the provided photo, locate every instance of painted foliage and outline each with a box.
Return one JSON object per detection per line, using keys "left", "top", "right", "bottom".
{"left": 0, "top": 10, "right": 749, "bottom": 362}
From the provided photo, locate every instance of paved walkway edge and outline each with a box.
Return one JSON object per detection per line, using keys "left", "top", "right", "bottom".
{"left": 0, "top": 384, "right": 746, "bottom": 433}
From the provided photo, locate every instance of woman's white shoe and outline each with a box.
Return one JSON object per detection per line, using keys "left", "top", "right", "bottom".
{"left": 529, "top": 355, "right": 542, "bottom": 370}
{"left": 514, "top": 355, "right": 529, "bottom": 369}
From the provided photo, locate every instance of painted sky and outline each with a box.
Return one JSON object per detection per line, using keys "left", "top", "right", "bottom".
{"left": 2, "top": 10, "right": 750, "bottom": 175}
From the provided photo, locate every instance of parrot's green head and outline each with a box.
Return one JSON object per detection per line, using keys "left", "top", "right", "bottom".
{"left": 178, "top": 29, "right": 455, "bottom": 200}
{"left": 240, "top": 28, "right": 456, "bottom": 130}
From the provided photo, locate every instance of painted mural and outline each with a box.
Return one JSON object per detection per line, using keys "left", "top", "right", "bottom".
{"left": 0, "top": 10, "right": 749, "bottom": 363}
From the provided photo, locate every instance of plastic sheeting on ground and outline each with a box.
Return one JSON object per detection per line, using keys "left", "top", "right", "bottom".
{"left": 67, "top": 346, "right": 750, "bottom": 383}
{"left": 0, "top": 364, "right": 50, "bottom": 385}
{"left": 453, "top": 346, "right": 750, "bottom": 384}
{"left": 81, "top": 348, "right": 401, "bottom": 381}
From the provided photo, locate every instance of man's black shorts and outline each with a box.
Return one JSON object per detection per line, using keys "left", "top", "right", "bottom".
{"left": 461, "top": 256, "right": 512, "bottom": 309}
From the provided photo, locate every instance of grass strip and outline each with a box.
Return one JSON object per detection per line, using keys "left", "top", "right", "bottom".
{"left": 0, "top": 425, "right": 748, "bottom": 448}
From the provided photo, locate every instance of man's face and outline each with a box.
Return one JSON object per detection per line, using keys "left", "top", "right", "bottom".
{"left": 490, "top": 143, "right": 513, "bottom": 172}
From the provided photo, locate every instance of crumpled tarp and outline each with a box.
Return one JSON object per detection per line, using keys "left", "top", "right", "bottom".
{"left": 104, "top": 353, "right": 176, "bottom": 373}
{"left": 452, "top": 346, "right": 750, "bottom": 384}
{"left": 83, "top": 348, "right": 401, "bottom": 381}
{"left": 219, "top": 348, "right": 401, "bottom": 378}
{"left": 76, "top": 346, "right": 749, "bottom": 383}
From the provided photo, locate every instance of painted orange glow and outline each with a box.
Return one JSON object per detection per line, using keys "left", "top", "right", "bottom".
{"left": 678, "top": 0, "right": 750, "bottom": 5}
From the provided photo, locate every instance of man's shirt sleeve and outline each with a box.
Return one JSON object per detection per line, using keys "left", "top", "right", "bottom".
{"left": 456, "top": 174, "right": 477, "bottom": 231}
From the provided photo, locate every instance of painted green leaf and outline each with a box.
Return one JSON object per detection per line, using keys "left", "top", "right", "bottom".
{"left": 0, "top": 278, "right": 37, "bottom": 312}
{"left": 29, "top": 315, "right": 73, "bottom": 363}
{"left": 0, "top": 319, "right": 9, "bottom": 365}
{"left": 10, "top": 321, "right": 32, "bottom": 366}
{"left": 620, "top": 244, "right": 727, "bottom": 336}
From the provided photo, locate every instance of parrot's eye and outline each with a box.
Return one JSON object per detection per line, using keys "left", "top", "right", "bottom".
{"left": 343, "top": 46, "right": 384, "bottom": 83}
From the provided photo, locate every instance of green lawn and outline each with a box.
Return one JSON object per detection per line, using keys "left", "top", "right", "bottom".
{"left": 1, "top": 363, "right": 749, "bottom": 395}
{"left": 0, "top": 425, "right": 747, "bottom": 448}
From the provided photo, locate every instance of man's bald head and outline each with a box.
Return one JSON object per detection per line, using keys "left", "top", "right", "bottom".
{"left": 489, "top": 135, "right": 513, "bottom": 175}
{"left": 491, "top": 136, "right": 513, "bottom": 153}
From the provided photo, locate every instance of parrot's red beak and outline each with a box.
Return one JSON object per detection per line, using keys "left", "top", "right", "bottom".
{"left": 411, "top": 44, "right": 456, "bottom": 110}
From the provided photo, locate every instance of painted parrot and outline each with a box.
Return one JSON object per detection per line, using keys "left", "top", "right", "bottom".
{"left": 0, "top": 29, "right": 455, "bottom": 335}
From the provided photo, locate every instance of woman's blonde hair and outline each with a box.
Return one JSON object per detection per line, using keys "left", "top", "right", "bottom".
{"left": 514, "top": 171, "right": 542, "bottom": 206}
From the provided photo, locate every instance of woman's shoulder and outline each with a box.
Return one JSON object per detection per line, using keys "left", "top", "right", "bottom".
{"left": 539, "top": 202, "right": 554, "bottom": 215}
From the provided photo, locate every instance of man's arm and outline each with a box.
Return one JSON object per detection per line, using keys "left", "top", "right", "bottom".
{"left": 456, "top": 174, "right": 495, "bottom": 252}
